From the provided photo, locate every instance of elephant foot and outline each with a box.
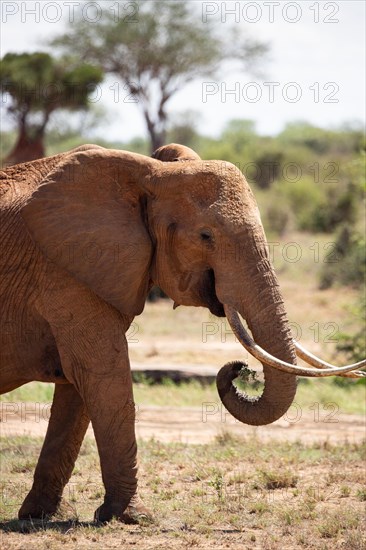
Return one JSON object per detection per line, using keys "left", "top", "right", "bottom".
{"left": 121, "top": 495, "right": 154, "bottom": 524}
{"left": 19, "top": 491, "right": 60, "bottom": 520}
{"left": 94, "top": 494, "right": 154, "bottom": 524}
{"left": 19, "top": 492, "right": 76, "bottom": 521}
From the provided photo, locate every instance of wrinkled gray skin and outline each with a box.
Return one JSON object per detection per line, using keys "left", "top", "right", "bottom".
{"left": 0, "top": 143, "right": 296, "bottom": 523}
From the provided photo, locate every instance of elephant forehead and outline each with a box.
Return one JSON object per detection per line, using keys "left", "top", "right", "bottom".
{"left": 158, "top": 159, "right": 243, "bottom": 187}
{"left": 200, "top": 162, "right": 255, "bottom": 205}
{"left": 208, "top": 170, "right": 258, "bottom": 227}
{"left": 153, "top": 160, "right": 258, "bottom": 220}
{"left": 208, "top": 198, "right": 259, "bottom": 229}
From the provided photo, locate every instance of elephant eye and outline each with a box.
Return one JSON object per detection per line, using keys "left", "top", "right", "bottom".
{"left": 200, "top": 229, "right": 213, "bottom": 242}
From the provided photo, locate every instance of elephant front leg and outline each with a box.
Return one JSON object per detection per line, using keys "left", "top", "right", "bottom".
{"left": 47, "top": 308, "right": 152, "bottom": 523}
{"left": 36, "top": 286, "right": 152, "bottom": 524}
{"left": 88, "top": 382, "right": 151, "bottom": 524}
{"left": 19, "top": 383, "right": 89, "bottom": 520}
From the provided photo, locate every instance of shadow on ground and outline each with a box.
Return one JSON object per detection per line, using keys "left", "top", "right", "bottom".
{"left": 0, "top": 518, "right": 97, "bottom": 534}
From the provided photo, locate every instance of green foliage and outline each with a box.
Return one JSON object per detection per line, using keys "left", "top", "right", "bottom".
{"left": 320, "top": 225, "right": 366, "bottom": 289}
{"left": 196, "top": 119, "right": 365, "bottom": 236}
{"left": 265, "top": 203, "right": 291, "bottom": 236}
{"left": 2, "top": 376, "right": 365, "bottom": 415}
{"left": 264, "top": 177, "right": 360, "bottom": 235}
{"left": 208, "top": 471, "right": 225, "bottom": 501}
{"left": 220, "top": 119, "right": 257, "bottom": 151}
{"left": 0, "top": 130, "right": 16, "bottom": 164}
{"left": 278, "top": 177, "right": 324, "bottom": 232}
{"left": 336, "top": 294, "right": 366, "bottom": 363}
{"left": 279, "top": 121, "right": 365, "bottom": 156}
{"left": 0, "top": 52, "right": 103, "bottom": 120}
{"left": 1, "top": 52, "right": 55, "bottom": 113}
{"left": 253, "top": 148, "right": 284, "bottom": 189}
{"left": 313, "top": 184, "right": 360, "bottom": 234}
{"left": 0, "top": 52, "right": 103, "bottom": 163}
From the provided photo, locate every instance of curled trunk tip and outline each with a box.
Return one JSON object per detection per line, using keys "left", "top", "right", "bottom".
{"left": 217, "top": 304, "right": 297, "bottom": 426}
{"left": 216, "top": 360, "right": 296, "bottom": 426}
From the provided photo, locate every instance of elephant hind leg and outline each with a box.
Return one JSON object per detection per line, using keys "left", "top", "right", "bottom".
{"left": 19, "top": 383, "right": 89, "bottom": 520}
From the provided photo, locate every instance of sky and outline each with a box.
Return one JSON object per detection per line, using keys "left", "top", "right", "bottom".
{"left": 1, "top": 0, "right": 365, "bottom": 141}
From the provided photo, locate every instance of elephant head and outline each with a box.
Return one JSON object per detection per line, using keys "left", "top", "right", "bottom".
{"left": 21, "top": 144, "right": 365, "bottom": 427}
{"left": 152, "top": 143, "right": 201, "bottom": 162}
{"left": 148, "top": 144, "right": 365, "bottom": 424}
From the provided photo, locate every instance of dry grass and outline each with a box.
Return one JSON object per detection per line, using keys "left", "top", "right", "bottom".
{"left": 0, "top": 435, "right": 365, "bottom": 549}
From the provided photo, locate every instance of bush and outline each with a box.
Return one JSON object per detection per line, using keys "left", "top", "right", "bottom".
{"left": 319, "top": 225, "right": 366, "bottom": 289}
{"left": 265, "top": 203, "right": 291, "bottom": 236}
{"left": 336, "top": 295, "right": 366, "bottom": 364}
{"left": 310, "top": 182, "right": 358, "bottom": 233}
{"left": 277, "top": 177, "right": 324, "bottom": 232}
{"left": 252, "top": 149, "right": 284, "bottom": 189}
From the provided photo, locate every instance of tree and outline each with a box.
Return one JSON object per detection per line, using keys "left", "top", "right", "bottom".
{"left": 0, "top": 52, "right": 103, "bottom": 165}
{"left": 52, "top": 0, "right": 268, "bottom": 152}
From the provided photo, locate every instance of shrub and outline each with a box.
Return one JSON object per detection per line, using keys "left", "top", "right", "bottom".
{"left": 336, "top": 295, "right": 366, "bottom": 364}
{"left": 252, "top": 149, "right": 284, "bottom": 189}
{"left": 265, "top": 203, "right": 291, "bottom": 236}
{"left": 277, "top": 177, "right": 324, "bottom": 232}
{"left": 311, "top": 182, "right": 359, "bottom": 233}
{"left": 319, "top": 225, "right": 366, "bottom": 289}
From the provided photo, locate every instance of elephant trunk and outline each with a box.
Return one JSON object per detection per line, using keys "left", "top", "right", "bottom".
{"left": 216, "top": 259, "right": 297, "bottom": 426}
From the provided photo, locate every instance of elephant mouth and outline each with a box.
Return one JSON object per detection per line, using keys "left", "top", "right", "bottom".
{"left": 200, "top": 269, "right": 225, "bottom": 317}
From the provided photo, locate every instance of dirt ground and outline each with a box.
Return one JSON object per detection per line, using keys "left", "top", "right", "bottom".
{"left": 1, "top": 390, "right": 365, "bottom": 550}
{"left": 1, "top": 408, "right": 365, "bottom": 550}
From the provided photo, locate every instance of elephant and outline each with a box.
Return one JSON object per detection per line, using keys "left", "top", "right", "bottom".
{"left": 0, "top": 143, "right": 364, "bottom": 524}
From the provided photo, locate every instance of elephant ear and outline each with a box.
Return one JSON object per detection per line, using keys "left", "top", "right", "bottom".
{"left": 21, "top": 148, "right": 154, "bottom": 315}
{"left": 152, "top": 143, "right": 201, "bottom": 162}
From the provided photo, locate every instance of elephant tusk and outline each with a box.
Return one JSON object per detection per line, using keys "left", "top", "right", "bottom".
{"left": 224, "top": 305, "right": 366, "bottom": 378}
{"left": 294, "top": 341, "right": 366, "bottom": 379}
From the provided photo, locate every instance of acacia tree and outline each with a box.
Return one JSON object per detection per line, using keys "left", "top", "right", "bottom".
{"left": 53, "top": 0, "right": 268, "bottom": 152}
{"left": 0, "top": 52, "right": 103, "bottom": 165}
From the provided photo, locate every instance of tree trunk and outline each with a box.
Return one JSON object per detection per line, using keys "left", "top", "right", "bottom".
{"left": 5, "top": 125, "right": 45, "bottom": 166}
{"left": 150, "top": 132, "right": 166, "bottom": 154}
{"left": 143, "top": 110, "right": 166, "bottom": 154}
